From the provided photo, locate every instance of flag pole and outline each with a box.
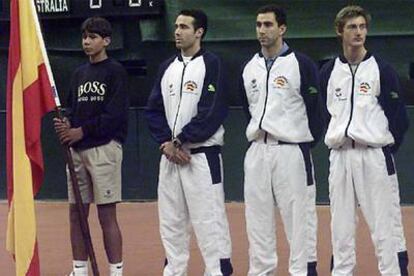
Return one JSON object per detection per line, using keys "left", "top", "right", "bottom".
{"left": 29, "top": 2, "right": 100, "bottom": 275}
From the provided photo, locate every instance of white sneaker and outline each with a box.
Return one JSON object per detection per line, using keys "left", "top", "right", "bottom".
{"left": 110, "top": 262, "right": 123, "bottom": 276}
{"left": 67, "top": 271, "right": 88, "bottom": 276}
{"left": 70, "top": 260, "right": 88, "bottom": 275}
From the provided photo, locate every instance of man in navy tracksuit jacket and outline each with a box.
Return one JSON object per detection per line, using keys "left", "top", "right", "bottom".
{"left": 145, "top": 9, "right": 233, "bottom": 276}
{"left": 240, "top": 4, "right": 322, "bottom": 276}
{"left": 320, "top": 5, "right": 409, "bottom": 276}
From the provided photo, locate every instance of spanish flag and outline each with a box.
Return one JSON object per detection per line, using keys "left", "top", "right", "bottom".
{"left": 6, "top": 0, "right": 59, "bottom": 275}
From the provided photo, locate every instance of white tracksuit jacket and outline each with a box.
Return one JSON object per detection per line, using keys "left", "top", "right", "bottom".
{"left": 320, "top": 53, "right": 408, "bottom": 152}
{"left": 145, "top": 49, "right": 227, "bottom": 148}
{"left": 241, "top": 49, "right": 323, "bottom": 145}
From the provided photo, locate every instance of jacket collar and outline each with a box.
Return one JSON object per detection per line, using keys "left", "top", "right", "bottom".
{"left": 177, "top": 48, "right": 205, "bottom": 62}
{"left": 258, "top": 42, "right": 291, "bottom": 59}
{"left": 339, "top": 51, "right": 372, "bottom": 64}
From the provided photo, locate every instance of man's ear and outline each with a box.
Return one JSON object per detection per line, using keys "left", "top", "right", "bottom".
{"left": 335, "top": 27, "right": 342, "bottom": 37}
{"left": 279, "top": 24, "right": 287, "bottom": 36}
{"left": 195, "top": 27, "right": 204, "bottom": 38}
{"left": 103, "top": 36, "right": 111, "bottom": 46}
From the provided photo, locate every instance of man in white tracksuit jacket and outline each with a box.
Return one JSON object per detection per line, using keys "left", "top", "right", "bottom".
{"left": 145, "top": 9, "right": 233, "bottom": 276}
{"left": 240, "top": 4, "right": 323, "bottom": 276}
{"left": 320, "top": 5, "right": 409, "bottom": 276}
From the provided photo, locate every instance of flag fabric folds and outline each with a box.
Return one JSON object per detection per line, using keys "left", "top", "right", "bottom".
{"left": 6, "top": 0, "right": 57, "bottom": 275}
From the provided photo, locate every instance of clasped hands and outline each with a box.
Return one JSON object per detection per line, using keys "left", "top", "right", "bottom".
{"left": 53, "top": 117, "right": 84, "bottom": 146}
{"left": 160, "top": 141, "right": 191, "bottom": 165}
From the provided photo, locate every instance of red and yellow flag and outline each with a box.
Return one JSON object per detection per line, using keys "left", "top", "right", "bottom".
{"left": 6, "top": 0, "right": 57, "bottom": 275}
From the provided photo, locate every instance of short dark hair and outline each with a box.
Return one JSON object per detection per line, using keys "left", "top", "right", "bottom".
{"left": 178, "top": 9, "right": 208, "bottom": 38}
{"left": 335, "top": 5, "right": 371, "bottom": 33}
{"left": 256, "top": 4, "right": 287, "bottom": 26}
{"left": 81, "top": 17, "right": 112, "bottom": 38}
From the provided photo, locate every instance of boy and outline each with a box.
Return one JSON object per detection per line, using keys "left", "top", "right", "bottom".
{"left": 54, "top": 17, "right": 128, "bottom": 276}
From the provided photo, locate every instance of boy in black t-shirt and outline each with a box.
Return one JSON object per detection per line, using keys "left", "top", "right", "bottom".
{"left": 54, "top": 17, "right": 128, "bottom": 276}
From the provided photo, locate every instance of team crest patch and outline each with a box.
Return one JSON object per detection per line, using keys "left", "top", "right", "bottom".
{"left": 358, "top": 82, "right": 371, "bottom": 95}
{"left": 273, "top": 76, "right": 288, "bottom": 88}
{"left": 184, "top": 80, "right": 198, "bottom": 93}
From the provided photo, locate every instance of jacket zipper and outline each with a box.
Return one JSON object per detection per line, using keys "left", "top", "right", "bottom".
{"left": 172, "top": 63, "right": 187, "bottom": 138}
{"left": 258, "top": 59, "right": 273, "bottom": 143}
{"left": 344, "top": 64, "right": 359, "bottom": 137}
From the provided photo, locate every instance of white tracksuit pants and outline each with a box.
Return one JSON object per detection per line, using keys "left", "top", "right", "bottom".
{"left": 244, "top": 141, "right": 318, "bottom": 276}
{"left": 158, "top": 148, "right": 232, "bottom": 276}
{"left": 329, "top": 144, "right": 408, "bottom": 276}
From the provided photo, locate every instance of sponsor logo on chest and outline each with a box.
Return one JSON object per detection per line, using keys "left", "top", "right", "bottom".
{"left": 168, "top": 84, "right": 175, "bottom": 96}
{"left": 334, "top": 88, "right": 347, "bottom": 101}
{"left": 249, "top": 78, "right": 259, "bottom": 93}
{"left": 77, "top": 81, "right": 107, "bottom": 102}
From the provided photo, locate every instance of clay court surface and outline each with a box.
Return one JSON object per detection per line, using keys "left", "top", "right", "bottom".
{"left": 1, "top": 202, "right": 413, "bottom": 275}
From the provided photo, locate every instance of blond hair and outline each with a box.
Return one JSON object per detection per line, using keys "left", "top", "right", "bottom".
{"left": 335, "top": 5, "right": 371, "bottom": 33}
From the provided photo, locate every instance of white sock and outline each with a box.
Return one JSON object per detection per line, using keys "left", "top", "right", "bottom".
{"left": 72, "top": 260, "right": 88, "bottom": 275}
{"left": 109, "top": 261, "right": 123, "bottom": 276}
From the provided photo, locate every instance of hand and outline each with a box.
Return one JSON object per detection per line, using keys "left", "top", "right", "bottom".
{"left": 160, "top": 142, "right": 191, "bottom": 165}
{"left": 174, "top": 148, "right": 191, "bottom": 165}
{"left": 53, "top": 117, "right": 70, "bottom": 135}
{"left": 160, "top": 141, "right": 175, "bottom": 159}
{"left": 54, "top": 117, "right": 72, "bottom": 144}
{"left": 59, "top": 127, "right": 84, "bottom": 146}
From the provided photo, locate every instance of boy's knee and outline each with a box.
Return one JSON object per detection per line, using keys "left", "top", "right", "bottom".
{"left": 97, "top": 203, "right": 118, "bottom": 227}
{"left": 69, "top": 204, "right": 89, "bottom": 224}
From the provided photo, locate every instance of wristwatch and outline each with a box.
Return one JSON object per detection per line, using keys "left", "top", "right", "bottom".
{"left": 172, "top": 137, "right": 182, "bottom": 148}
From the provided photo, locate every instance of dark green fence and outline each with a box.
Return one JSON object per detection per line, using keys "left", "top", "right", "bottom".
{"left": 1, "top": 108, "right": 414, "bottom": 203}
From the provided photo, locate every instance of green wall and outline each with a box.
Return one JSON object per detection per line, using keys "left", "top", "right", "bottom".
{"left": 1, "top": 108, "right": 414, "bottom": 203}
